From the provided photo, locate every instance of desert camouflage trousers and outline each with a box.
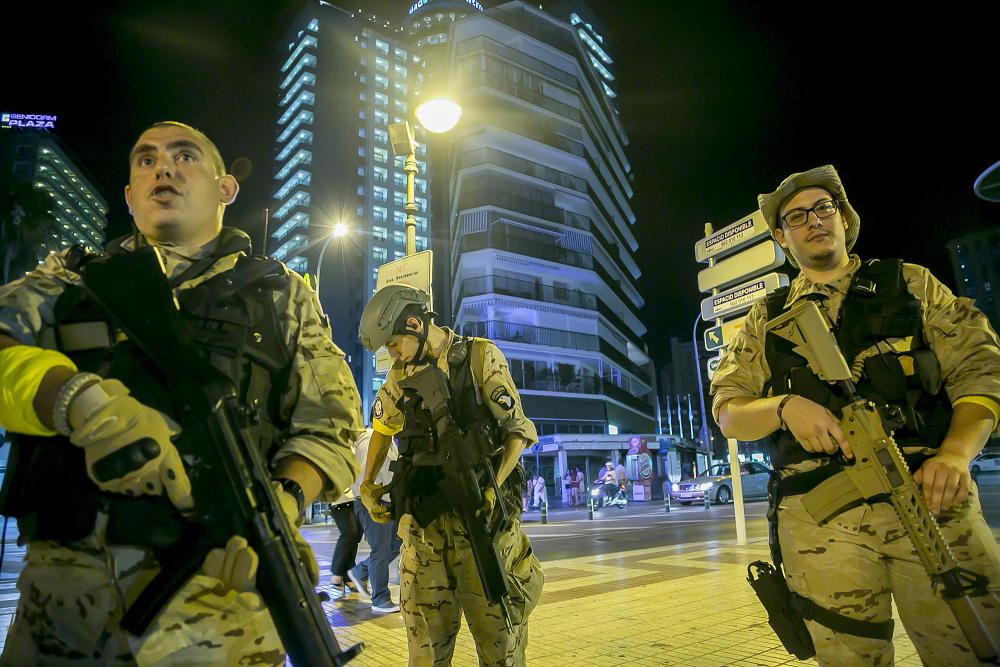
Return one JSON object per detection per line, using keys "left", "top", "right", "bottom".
{"left": 0, "top": 534, "right": 284, "bottom": 666}
{"left": 778, "top": 482, "right": 1000, "bottom": 666}
{"left": 398, "top": 512, "right": 544, "bottom": 666}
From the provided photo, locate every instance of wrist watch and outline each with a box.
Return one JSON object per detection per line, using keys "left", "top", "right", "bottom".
{"left": 277, "top": 478, "right": 306, "bottom": 516}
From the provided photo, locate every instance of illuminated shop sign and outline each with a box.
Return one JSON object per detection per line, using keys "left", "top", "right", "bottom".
{"left": 1, "top": 113, "right": 57, "bottom": 130}
{"left": 408, "top": 0, "right": 483, "bottom": 16}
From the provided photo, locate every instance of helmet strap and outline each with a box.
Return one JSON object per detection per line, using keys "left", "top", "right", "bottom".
{"left": 410, "top": 311, "right": 432, "bottom": 363}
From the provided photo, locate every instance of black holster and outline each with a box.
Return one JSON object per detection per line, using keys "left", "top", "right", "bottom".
{"left": 747, "top": 561, "right": 816, "bottom": 660}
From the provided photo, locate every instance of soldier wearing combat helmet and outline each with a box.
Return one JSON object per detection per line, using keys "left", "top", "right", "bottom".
{"left": 358, "top": 283, "right": 543, "bottom": 666}
{"left": 711, "top": 164, "right": 1000, "bottom": 665}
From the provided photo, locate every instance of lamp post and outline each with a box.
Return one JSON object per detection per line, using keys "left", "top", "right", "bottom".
{"left": 691, "top": 311, "right": 712, "bottom": 467}
{"left": 313, "top": 222, "right": 348, "bottom": 300}
{"left": 388, "top": 98, "right": 462, "bottom": 257}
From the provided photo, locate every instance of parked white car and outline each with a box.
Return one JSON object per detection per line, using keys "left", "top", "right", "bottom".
{"left": 970, "top": 452, "right": 1000, "bottom": 474}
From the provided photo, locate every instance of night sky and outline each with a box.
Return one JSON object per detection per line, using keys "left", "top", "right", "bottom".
{"left": 4, "top": 1, "right": 999, "bottom": 370}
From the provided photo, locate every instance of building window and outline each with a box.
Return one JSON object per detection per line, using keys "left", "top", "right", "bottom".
{"left": 394, "top": 47, "right": 407, "bottom": 62}
{"left": 373, "top": 186, "right": 387, "bottom": 203}
{"left": 374, "top": 110, "right": 388, "bottom": 126}
{"left": 358, "top": 127, "right": 366, "bottom": 138}
{"left": 373, "top": 166, "right": 387, "bottom": 184}
{"left": 375, "top": 39, "right": 389, "bottom": 56}
{"left": 357, "top": 166, "right": 365, "bottom": 176}
{"left": 394, "top": 230, "right": 405, "bottom": 246}
{"left": 373, "top": 206, "right": 387, "bottom": 223}
{"left": 373, "top": 147, "right": 388, "bottom": 164}
{"left": 416, "top": 236, "right": 428, "bottom": 251}
{"left": 374, "top": 92, "right": 388, "bottom": 106}
{"left": 394, "top": 250, "right": 404, "bottom": 259}
{"left": 375, "top": 56, "right": 389, "bottom": 73}
{"left": 373, "top": 226, "right": 387, "bottom": 242}
{"left": 373, "top": 247, "right": 387, "bottom": 262}
{"left": 373, "top": 128, "right": 388, "bottom": 145}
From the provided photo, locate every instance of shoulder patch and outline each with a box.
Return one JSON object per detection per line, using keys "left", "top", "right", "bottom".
{"left": 490, "top": 386, "right": 515, "bottom": 411}
{"left": 373, "top": 396, "right": 384, "bottom": 420}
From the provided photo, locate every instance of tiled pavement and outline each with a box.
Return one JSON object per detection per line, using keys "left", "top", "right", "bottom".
{"left": 312, "top": 532, "right": 924, "bottom": 667}
{"left": 0, "top": 515, "right": 987, "bottom": 665}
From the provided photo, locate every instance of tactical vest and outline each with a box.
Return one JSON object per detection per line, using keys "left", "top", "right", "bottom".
{"left": 391, "top": 335, "right": 521, "bottom": 526}
{"left": 0, "top": 239, "right": 294, "bottom": 547}
{"left": 764, "top": 259, "right": 952, "bottom": 469}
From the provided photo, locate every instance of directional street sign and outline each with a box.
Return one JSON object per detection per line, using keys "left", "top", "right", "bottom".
{"left": 697, "top": 240, "right": 785, "bottom": 292}
{"left": 703, "top": 316, "right": 746, "bottom": 352}
{"left": 707, "top": 354, "right": 723, "bottom": 381}
{"left": 695, "top": 210, "right": 770, "bottom": 263}
{"left": 700, "top": 272, "right": 789, "bottom": 321}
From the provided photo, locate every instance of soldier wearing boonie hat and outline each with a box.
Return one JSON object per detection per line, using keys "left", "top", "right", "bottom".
{"left": 710, "top": 164, "right": 1000, "bottom": 665}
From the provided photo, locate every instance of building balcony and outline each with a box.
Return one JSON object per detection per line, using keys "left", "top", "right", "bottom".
{"left": 598, "top": 338, "right": 649, "bottom": 386}
{"left": 459, "top": 273, "right": 646, "bottom": 350}
{"left": 461, "top": 320, "right": 599, "bottom": 352}
{"left": 466, "top": 71, "right": 582, "bottom": 123}
{"left": 460, "top": 274, "right": 596, "bottom": 310}
{"left": 460, "top": 224, "right": 593, "bottom": 271}
{"left": 602, "top": 381, "right": 655, "bottom": 416}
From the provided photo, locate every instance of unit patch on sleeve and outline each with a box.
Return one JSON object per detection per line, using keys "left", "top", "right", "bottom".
{"left": 490, "top": 386, "right": 515, "bottom": 411}
{"left": 373, "top": 396, "right": 384, "bottom": 420}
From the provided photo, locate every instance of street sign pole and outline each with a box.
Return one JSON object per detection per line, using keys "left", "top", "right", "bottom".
{"left": 694, "top": 212, "right": 779, "bottom": 547}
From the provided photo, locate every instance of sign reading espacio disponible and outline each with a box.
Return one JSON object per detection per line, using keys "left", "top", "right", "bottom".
{"left": 1, "top": 113, "right": 57, "bottom": 130}
{"left": 408, "top": 0, "right": 483, "bottom": 15}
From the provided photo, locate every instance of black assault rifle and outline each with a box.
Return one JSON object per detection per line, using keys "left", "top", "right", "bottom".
{"left": 80, "top": 247, "right": 362, "bottom": 666}
{"left": 396, "top": 363, "right": 515, "bottom": 631}
{"left": 764, "top": 299, "right": 997, "bottom": 663}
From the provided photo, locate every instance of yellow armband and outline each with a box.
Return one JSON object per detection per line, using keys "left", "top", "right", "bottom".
{"left": 0, "top": 345, "right": 77, "bottom": 436}
{"left": 953, "top": 395, "right": 1000, "bottom": 431}
{"left": 372, "top": 418, "right": 400, "bottom": 437}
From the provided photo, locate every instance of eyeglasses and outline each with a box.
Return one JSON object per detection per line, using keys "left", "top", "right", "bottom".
{"left": 780, "top": 199, "right": 841, "bottom": 229}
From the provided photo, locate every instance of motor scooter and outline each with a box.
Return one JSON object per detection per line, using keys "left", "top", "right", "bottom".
{"left": 590, "top": 482, "right": 627, "bottom": 510}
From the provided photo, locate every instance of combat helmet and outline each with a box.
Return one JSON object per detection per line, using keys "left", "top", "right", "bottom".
{"left": 359, "top": 283, "right": 431, "bottom": 353}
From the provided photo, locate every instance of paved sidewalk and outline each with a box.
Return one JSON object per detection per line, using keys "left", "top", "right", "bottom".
{"left": 4, "top": 513, "right": 991, "bottom": 665}
{"left": 314, "top": 530, "right": 924, "bottom": 667}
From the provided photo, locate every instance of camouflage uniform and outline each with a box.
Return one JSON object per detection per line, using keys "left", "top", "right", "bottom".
{"left": 373, "top": 329, "right": 544, "bottom": 666}
{"left": 711, "top": 254, "right": 1000, "bottom": 666}
{"left": 0, "top": 228, "right": 363, "bottom": 666}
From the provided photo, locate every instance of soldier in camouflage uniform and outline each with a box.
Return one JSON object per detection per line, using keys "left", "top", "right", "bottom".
{"left": 711, "top": 164, "right": 1000, "bottom": 665}
{"left": 357, "top": 284, "right": 543, "bottom": 667}
{"left": 0, "top": 121, "right": 363, "bottom": 666}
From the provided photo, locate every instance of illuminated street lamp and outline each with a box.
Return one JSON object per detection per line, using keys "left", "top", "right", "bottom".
{"left": 315, "top": 223, "right": 349, "bottom": 299}
{"left": 389, "top": 97, "right": 462, "bottom": 256}
{"left": 415, "top": 98, "right": 463, "bottom": 134}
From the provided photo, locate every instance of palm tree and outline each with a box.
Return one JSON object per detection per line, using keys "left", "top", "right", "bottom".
{"left": 0, "top": 184, "right": 59, "bottom": 284}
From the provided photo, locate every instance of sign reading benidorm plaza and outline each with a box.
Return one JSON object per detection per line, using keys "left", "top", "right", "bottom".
{"left": 409, "top": 0, "right": 483, "bottom": 15}
{"left": 1, "top": 113, "right": 57, "bottom": 130}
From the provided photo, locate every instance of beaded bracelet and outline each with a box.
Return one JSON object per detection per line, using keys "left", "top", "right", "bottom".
{"left": 776, "top": 394, "right": 797, "bottom": 431}
{"left": 52, "top": 372, "right": 102, "bottom": 436}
